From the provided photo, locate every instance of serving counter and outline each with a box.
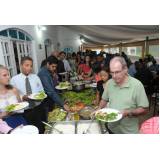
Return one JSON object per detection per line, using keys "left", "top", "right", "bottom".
{"left": 45, "top": 120, "right": 108, "bottom": 134}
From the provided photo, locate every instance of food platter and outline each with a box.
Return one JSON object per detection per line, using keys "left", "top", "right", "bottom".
{"left": 68, "top": 102, "right": 85, "bottom": 112}
{"left": 95, "top": 108, "right": 122, "bottom": 122}
{"left": 79, "top": 106, "right": 94, "bottom": 120}
{"left": 55, "top": 85, "right": 69, "bottom": 90}
{"left": 90, "top": 83, "right": 97, "bottom": 88}
{"left": 55, "top": 81, "right": 71, "bottom": 90}
{"left": 58, "top": 72, "right": 68, "bottom": 75}
{"left": 48, "top": 108, "right": 67, "bottom": 122}
{"left": 64, "top": 101, "right": 85, "bottom": 113}
{"left": 28, "top": 91, "right": 47, "bottom": 100}
{"left": 5, "top": 102, "right": 29, "bottom": 112}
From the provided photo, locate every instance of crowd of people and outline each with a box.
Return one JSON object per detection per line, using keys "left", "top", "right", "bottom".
{"left": 0, "top": 49, "right": 159, "bottom": 134}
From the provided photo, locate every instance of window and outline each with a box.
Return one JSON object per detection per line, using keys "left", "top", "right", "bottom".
{"left": 110, "top": 47, "right": 119, "bottom": 54}
{"left": 9, "top": 68, "right": 13, "bottom": 77}
{"left": 149, "top": 45, "right": 159, "bottom": 58}
{"left": 0, "top": 29, "right": 32, "bottom": 41}
{"left": 104, "top": 48, "right": 109, "bottom": 53}
{"left": 18, "top": 31, "right": 25, "bottom": 40}
{"left": 0, "top": 28, "right": 33, "bottom": 77}
{"left": 122, "top": 46, "right": 142, "bottom": 57}
{"left": 0, "top": 30, "right": 8, "bottom": 37}
{"left": 7, "top": 56, "right": 11, "bottom": 66}
{"left": 92, "top": 49, "right": 101, "bottom": 54}
{"left": 26, "top": 36, "right": 31, "bottom": 41}
{"left": 9, "top": 29, "right": 17, "bottom": 39}
{"left": 4, "top": 42, "right": 9, "bottom": 54}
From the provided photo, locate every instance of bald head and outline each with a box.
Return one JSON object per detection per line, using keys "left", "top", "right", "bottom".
{"left": 110, "top": 56, "right": 127, "bottom": 69}
{"left": 109, "top": 56, "right": 128, "bottom": 85}
{"left": 51, "top": 51, "right": 59, "bottom": 58}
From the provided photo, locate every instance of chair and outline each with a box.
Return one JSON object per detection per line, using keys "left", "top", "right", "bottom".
{"left": 140, "top": 117, "right": 159, "bottom": 134}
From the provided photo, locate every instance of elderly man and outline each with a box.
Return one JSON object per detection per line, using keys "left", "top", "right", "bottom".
{"left": 96, "top": 56, "right": 149, "bottom": 134}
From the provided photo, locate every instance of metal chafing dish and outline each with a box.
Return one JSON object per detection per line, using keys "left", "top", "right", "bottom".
{"left": 45, "top": 120, "right": 108, "bottom": 134}
{"left": 71, "top": 81, "right": 85, "bottom": 91}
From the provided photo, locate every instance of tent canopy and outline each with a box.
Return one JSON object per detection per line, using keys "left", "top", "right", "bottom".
{"left": 63, "top": 25, "right": 159, "bottom": 46}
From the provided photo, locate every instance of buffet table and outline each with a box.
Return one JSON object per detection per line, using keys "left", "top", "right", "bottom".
{"left": 45, "top": 82, "right": 109, "bottom": 134}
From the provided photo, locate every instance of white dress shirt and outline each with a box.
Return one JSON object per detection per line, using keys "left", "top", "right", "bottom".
{"left": 10, "top": 73, "right": 44, "bottom": 96}
{"left": 63, "top": 59, "right": 72, "bottom": 72}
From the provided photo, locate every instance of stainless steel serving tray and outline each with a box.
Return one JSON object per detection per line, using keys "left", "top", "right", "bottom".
{"left": 45, "top": 120, "right": 108, "bottom": 134}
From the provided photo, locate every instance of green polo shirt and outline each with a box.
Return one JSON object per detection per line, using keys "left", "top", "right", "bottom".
{"left": 102, "top": 76, "right": 149, "bottom": 134}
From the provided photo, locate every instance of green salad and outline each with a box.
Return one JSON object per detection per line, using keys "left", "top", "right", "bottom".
{"left": 59, "top": 81, "right": 70, "bottom": 88}
{"left": 61, "top": 89, "right": 96, "bottom": 106}
{"left": 34, "top": 91, "right": 46, "bottom": 100}
{"left": 5, "top": 104, "right": 16, "bottom": 112}
{"left": 48, "top": 108, "right": 67, "bottom": 121}
{"left": 96, "top": 112, "right": 118, "bottom": 121}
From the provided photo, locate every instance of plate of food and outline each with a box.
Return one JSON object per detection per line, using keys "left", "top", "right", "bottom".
{"left": 11, "top": 125, "right": 39, "bottom": 134}
{"left": 58, "top": 72, "right": 68, "bottom": 75}
{"left": 28, "top": 91, "right": 47, "bottom": 100}
{"left": 48, "top": 108, "right": 67, "bottom": 122}
{"left": 95, "top": 108, "right": 122, "bottom": 122}
{"left": 5, "top": 102, "right": 29, "bottom": 112}
{"left": 55, "top": 81, "right": 71, "bottom": 90}
{"left": 90, "top": 83, "right": 97, "bottom": 88}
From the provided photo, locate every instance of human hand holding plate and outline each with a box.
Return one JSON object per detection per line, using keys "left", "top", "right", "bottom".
{"left": 28, "top": 91, "right": 47, "bottom": 101}
{"left": 95, "top": 108, "right": 122, "bottom": 122}
{"left": 5, "top": 102, "right": 29, "bottom": 112}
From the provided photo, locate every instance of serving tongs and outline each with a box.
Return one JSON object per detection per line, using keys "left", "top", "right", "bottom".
{"left": 83, "top": 115, "right": 95, "bottom": 134}
{"left": 42, "top": 121, "right": 63, "bottom": 134}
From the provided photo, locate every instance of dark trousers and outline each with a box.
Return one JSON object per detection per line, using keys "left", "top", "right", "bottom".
{"left": 23, "top": 97, "right": 55, "bottom": 134}
{"left": 23, "top": 107, "right": 45, "bottom": 134}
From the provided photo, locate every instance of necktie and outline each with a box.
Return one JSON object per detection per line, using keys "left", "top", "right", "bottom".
{"left": 25, "top": 77, "right": 32, "bottom": 95}
{"left": 25, "top": 77, "right": 36, "bottom": 108}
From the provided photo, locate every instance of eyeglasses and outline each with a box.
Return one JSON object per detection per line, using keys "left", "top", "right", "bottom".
{"left": 110, "top": 70, "right": 123, "bottom": 76}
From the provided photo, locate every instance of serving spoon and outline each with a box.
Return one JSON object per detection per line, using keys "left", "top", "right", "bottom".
{"left": 83, "top": 116, "right": 95, "bottom": 134}
{"left": 42, "top": 121, "right": 63, "bottom": 134}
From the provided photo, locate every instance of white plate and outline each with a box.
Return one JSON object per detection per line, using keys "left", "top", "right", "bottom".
{"left": 11, "top": 125, "right": 39, "bottom": 134}
{"left": 55, "top": 85, "right": 69, "bottom": 90}
{"left": 58, "top": 72, "right": 68, "bottom": 75}
{"left": 95, "top": 108, "right": 122, "bottom": 122}
{"left": 28, "top": 93, "right": 47, "bottom": 100}
{"left": 5, "top": 102, "right": 29, "bottom": 112}
{"left": 90, "top": 83, "right": 97, "bottom": 88}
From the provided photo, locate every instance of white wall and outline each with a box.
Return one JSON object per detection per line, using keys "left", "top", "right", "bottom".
{"left": 57, "top": 26, "right": 81, "bottom": 53}
{"left": 0, "top": 25, "right": 58, "bottom": 73}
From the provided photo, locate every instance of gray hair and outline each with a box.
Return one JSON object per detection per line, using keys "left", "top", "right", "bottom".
{"left": 110, "top": 56, "right": 127, "bottom": 68}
